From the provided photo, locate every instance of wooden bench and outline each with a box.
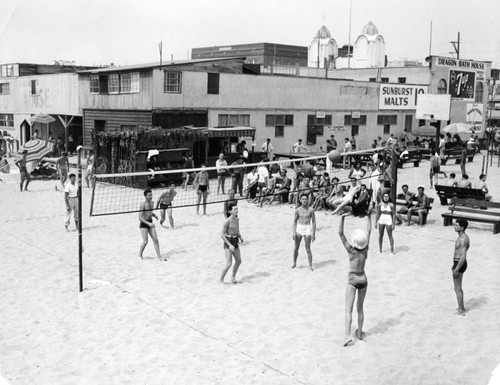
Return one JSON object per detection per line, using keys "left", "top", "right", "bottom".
{"left": 442, "top": 198, "right": 500, "bottom": 234}
{"left": 440, "top": 149, "right": 475, "bottom": 165}
{"left": 396, "top": 196, "right": 434, "bottom": 225}
{"left": 435, "top": 185, "right": 486, "bottom": 205}
{"left": 397, "top": 149, "right": 422, "bottom": 168}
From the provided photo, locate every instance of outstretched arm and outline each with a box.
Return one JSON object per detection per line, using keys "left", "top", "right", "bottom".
{"left": 366, "top": 210, "right": 372, "bottom": 240}
{"left": 338, "top": 214, "right": 351, "bottom": 251}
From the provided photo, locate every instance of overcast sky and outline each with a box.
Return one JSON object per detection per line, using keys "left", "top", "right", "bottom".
{"left": 1, "top": 0, "right": 499, "bottom": 67}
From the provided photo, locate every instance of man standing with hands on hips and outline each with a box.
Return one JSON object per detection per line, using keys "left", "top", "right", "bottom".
{"left": 64, "top": 173, "right": 79, "bottom": 231}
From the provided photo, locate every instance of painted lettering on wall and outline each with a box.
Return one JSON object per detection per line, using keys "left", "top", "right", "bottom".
{"left": 436, "top": 57, "right": 485, "bottom": 70}
{"left": 378, "top": 84, "right": 427, "bottom": 110}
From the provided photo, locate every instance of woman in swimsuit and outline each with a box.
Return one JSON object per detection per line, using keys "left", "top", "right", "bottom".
{"left": 194, "top": 164, "right": 210, "bottom": 215}
{"left": 375, "top": 192, "right": 395, "bottom": 254}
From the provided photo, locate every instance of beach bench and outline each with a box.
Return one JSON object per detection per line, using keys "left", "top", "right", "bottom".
{"left": 440, "top": 149, "right": 475, "bottom": 165}
{"left": 397, "top": 149, "right": 421, "bottom": 168}
{"left": 442, "top": 198, "right": 500, "bottom": 234}
{"left": 435, "top": 185, "right": 486, "bottom": 205}
{"left": 396, "top": 196, "right": 434, "bottom": 225}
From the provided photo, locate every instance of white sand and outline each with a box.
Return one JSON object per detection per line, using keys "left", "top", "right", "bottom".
{"left": 1, "top": 154, "right": 500, "bottom": 385}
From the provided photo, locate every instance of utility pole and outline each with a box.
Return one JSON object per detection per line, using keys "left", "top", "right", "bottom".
{"left": 428, "top": 21, "right": 433, "bottom": 56}
{"left": 451, "top": 32, "right": 460, "bottom": 59}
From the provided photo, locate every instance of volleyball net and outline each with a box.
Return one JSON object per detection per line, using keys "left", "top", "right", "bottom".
{"left": 90, "top": 148, "right": 384, "bottom": 216}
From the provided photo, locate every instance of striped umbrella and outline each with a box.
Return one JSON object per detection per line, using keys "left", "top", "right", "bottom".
{"left": 17, "top": 140, "right": 54, "bottom": 162}
{"left": 29, "top": 113, "right": 56, "bottom": 124}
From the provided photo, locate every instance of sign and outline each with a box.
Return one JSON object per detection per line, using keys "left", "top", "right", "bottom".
{"left": 328, "top": 125, "right": 345, "bottom": 132}
{"left": 316, "top": 111, "right": 326, "bottom": 118}
{"left": 466, "top": 103, "right": 483, "bottom": 124}
{"left": 435, "top": 56, "right": 486, "bottom": 70}
{"left": 449, "top": 69, "right": 475, "bottom": 100}
{"left": 352, "top": 111, "right": 360, "bottom": 118}
{"left": 416, "top": 94, "right": 451, "bottom": 121}
{"left": 379, "top": 84, "right": 428, "bottom": 110}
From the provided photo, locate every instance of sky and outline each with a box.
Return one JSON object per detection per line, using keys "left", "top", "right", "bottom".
{"left": 1, "top": 0, "right": 499, "bottom": 67}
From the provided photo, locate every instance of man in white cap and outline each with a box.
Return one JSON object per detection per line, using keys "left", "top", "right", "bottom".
{"left": 338, "top": 210, "right": 372, "bottom": 346}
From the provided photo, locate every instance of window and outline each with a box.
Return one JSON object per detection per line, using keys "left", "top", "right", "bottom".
{"left": 218, "top": 114, "right": 250, "bottom": 127}
{"left": 0, "top": 83, "right": 9, "bottom": 95}
{"left": 164, "top": 71, "right": 182, "bottom": 93}
{"left": 398, "top": 77, "right": 406, "bottom": 84}
{"left": 0, "top": 113, "right": 14, "bottom": 127}
{"left": 438, "top": 79, "right": 447, "bottom": 94}
{"left": 94, "top": 120, "right": 106, "bottom": 133}
{"left": 89, "top": 75, "right": 99, "bottom": 93}
{"left": 351, "top": 125, "right": 359, "bottom": 137}
{"left": 369, "top": 77, "right": 376, "bottom": 82}
{"left": 120, "top": 73, "right": 132, "bottom": 93}
{"left": 404, "top": 115, "right": 413, "bottom": 132}
{"left": 265, "top": 114, "right": 294, "bottom": 138}
{"left": 207, "top": 73, "right": 220, "bottom": 94}
{"left": 0, "top": 65, "right": 14, "bottom": 77}
{"left": 475, "top": 82, "right": 484, "bottom": 102}
{"left": 383, "top": 124, "right": 391, "bottom": 135}
{"left": 31, "top": 80, "right": 37, "bottom": 95}
{"left": 377, "top": 115, "right": 397, "bottom": 125}
{"left": 306, "top": 114, "right": 332, "bottom": 145}
{"left": 381, "top": 77, "right": 389, "bottom": 83}
{"left": 99, "top": 76, "right": 109, "bottom": 94}
{"left": 130, "top": 72, "right": 140, "bottom": 93}
{"left": 344, "top": 115, "right": 367, "bottom": 125}
{"left": 108, "top": 74, "right": 119, "bottom": 94}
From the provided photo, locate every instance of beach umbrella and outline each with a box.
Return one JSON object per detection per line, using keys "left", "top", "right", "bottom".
{"left": 442, "top": 122, "right": 475, "bottom": 140}
{"left": 29, "top": 113, "right": 56, "bottom": 125}
{"left": 411, "top": 124, "right": 438, "bottom": 137}
{"left": 16, "top": 139, "right": 53, "bottom": 162}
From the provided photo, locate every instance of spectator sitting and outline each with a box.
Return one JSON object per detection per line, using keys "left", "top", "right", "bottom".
{"left": 325, "top": 177, "right": 345, "bottom": 210}
{"left": 270, "top": 169, "right": 292, "bottom": 204}
{"left": 395, "top": 184, "right": 415, "bottom": 225}
{"left": 352, "top": 184, "right": 370, "bottom": 217}
{"left": 312, "top": 173, "right": 333, "bottom": 210}
{"left": 348, "top": 161, "right": 367, "bottom": 183}
{"left": 399, "top": 147, "right": 409, "bottom": 160}
{"left": 406, "top": 185, "right": 430, "bottom": 227}
{"left": 457, "top": 174, "right": 472, "bottom": 188}
{"left": 259, "top": 173, "right": 276, "bottom": 207}
{"left": 474, "top": 174, "right": 492, "bottom": 201}
{"left": 444, "top": 172, "right": 458, "bottom": 187}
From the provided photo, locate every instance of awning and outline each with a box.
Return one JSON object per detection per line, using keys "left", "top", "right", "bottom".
{"left": 205, "top": 126, "right": 256, "bottom": 138}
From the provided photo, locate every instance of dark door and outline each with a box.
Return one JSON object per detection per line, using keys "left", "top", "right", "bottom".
{"left": 21, "top": 120, "right": 30, "bottom": 144}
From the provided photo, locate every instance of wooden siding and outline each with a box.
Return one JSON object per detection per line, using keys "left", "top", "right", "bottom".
{"left": 83, "top": 109, "right": 152, "bottom": 146}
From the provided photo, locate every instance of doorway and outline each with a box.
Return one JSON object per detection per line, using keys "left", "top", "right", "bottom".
{"left": 21, "top": 120, "right": 30, "bottom": 145}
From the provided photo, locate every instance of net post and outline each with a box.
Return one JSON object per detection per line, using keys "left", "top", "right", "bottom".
{"left": 390, "top": 147, "right": 398, "bottom": 203}
{"left": 77, "top": 146, "right": 83, "bottom": 292}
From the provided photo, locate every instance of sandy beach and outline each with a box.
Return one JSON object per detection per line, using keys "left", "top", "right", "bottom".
{"left": 1, "top": 154, "right": 500, "bottom": 385}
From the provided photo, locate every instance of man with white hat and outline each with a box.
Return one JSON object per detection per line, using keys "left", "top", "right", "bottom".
{"left": 338, "top": 210, "right": 373, "bottom": 346}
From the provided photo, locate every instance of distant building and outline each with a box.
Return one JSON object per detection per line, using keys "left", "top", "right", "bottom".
{"left": 307, "top": 26, "right": 338, "bottom": 68}
{"left": 191, "top": 43, "right": 307, "bottom": 67}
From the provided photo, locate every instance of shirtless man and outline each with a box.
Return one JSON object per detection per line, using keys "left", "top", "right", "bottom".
{"left": 14, "top": 150, "right": 30, "bottom": 192}
{"left": 452, "top": 219, "right": 469, "bottom": 315}
{"left": 194, "top": 164, "right": 210, "bottom": 215}
{"left": 139, "top": 189, "right": 165, "bottom": 261}
{"left": 338, "top": 210, "right": 372, "bottom": 346}
{"left": 156, "top": 181, "right": 177, "bottom": 228}
{"left": 56, "top": 152, "right": 70, "bottom": 190}
{"left": 220, "top": 206, "right": 244, "bottom": 283}
{"left": 475, "top": 174, "right": 492, "bottom": 201}
{"left": 292, "top": 193, "right": 316, "bottom": 271}
{"left": 457, "top": 174, "right": 472, "bottom": 189}
{"left": 429, "top": 151, "right": 446, "bottom": 188}
{"left": 85, "top": 150, "right": 95, "bottom": 188}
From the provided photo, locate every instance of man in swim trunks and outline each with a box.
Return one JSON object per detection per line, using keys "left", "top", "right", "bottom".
{"left": 139, "top": 189, "right": 165, "bottom": 261}
{"left": 429, "top": 151, "right": 446, "bottom": 188}
{"left": 156, "top": 181, "right": 177, "bottom": 228}
{"left": 292, "top": 193, "right": 316, "bottom": 271}
{"left": 56, "top": 151, "right": 70, "bottom": 190}
{"left": 194, "top": 164, "right": 210, "bottom": 215}
{"left": 338, "top": 210, "right": 372, "bottom": 346}
{"left": 14, "top": 150, "right": 31, "bottom": 192}
{"left": 452, "top": 219, "right": 469, "bottom": 315}
{"left": 85, "top": 150, "right": 95, "bottom": 188}
{"left": 220, "top": 205, "right": 244, "bottom": 283}
{"left": 331, "top": 178, "right": 361, "bottom": 215}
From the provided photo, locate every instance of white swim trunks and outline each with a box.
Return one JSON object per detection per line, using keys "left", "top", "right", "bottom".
{"left": 296, "top": 223, "right": 311, "bottom": 236}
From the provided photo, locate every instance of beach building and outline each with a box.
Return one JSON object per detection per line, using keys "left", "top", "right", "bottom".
{"left": 0, "top": 62, "right": 96, "bottom": 149}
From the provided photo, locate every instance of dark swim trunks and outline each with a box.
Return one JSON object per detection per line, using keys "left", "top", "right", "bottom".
{"left": 139, "top": 219, "right": 153, "bottom": 229}
{"left": 223, "top": 235, "right": 239, "bottom": 250}
{"left": 160, "top": 203, "right": 172, "bottom": 209}
{"left": 198, "top": 185, "right": 208, "bottom": 192}
{"left": 348, "top": 271, "right": 368, "bottom": 289}
{"left": 432, "top": 166, "right": 440, "bottom": 174}
{"left": 453, "top": 260, "right": 467, "bottom": 274}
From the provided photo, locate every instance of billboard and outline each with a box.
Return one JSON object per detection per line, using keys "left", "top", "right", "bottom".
{"left": 416, "top": 94, "right": 451, "bottom": 121}
{"left": 379, "top": 84, "right": 427, "bottom": 110}
{"left": 466, "top": 103, "right": 483, "bottom": 124}
{"left": 449, "top": 69, "right": 475, "bottom": 100}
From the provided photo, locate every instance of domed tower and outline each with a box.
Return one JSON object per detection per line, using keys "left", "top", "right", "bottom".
{"left": 353, "top": 21, "right": 385, "bottom": 68}
{"left": 308, "top": 26, "right": 338, "bottom": 68}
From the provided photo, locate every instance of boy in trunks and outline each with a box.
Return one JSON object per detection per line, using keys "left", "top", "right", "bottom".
{"left": 452, "top": 219, "right": 469, "bottom": 315}
{"left": 139, "top": 189, "right": 165, "bottom": 261}
{"left": 220, "top": 206, "right": 244, "bottom": 283}
{"left": 14, "top": 150, "right": 31, "bottom": 192}
{"left": 156, "top": 181, "right": 177, "bottom": 228}
{"left": 338, "top": 210, "right": 372, "bottom": 346}
{"left": 429, "top": 151, "right": 446, "bottom": 188}
{"left": 292, "top": 193, "right": 316, "bottom": 271}
{"left": 56, "top": 152, "right": 70, "bottom": 190}
{"left": 194, "top": 164, "right": 210, "bottom": 215}
{"left": 85, "top": 150, "right": 95, "bottom": 188}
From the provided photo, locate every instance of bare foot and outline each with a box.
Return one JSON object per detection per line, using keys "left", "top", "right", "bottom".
{"left": 292, "top": 263, "right": 296, "bottom": 269}
{"left": 355, "top": 329, "right": 365, "bottom": 341}
{"left": 309, "top": 266, "right": 314, "bottom": 272}
{"left": 139, "top": 255, "right": 143, "bottom": 260}
{"left": 456, "top": 308, "right": 466, "bottom": 316}
{"left": 231, "top": 279, "right": 238, "bottom": 284}
{"left": 343, "top": 336, "right": 354, "bottom": 346}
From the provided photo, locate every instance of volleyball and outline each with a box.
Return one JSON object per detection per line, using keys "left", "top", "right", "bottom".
{"left": 327, "top": 150, "right": 342, "bottom": 163}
